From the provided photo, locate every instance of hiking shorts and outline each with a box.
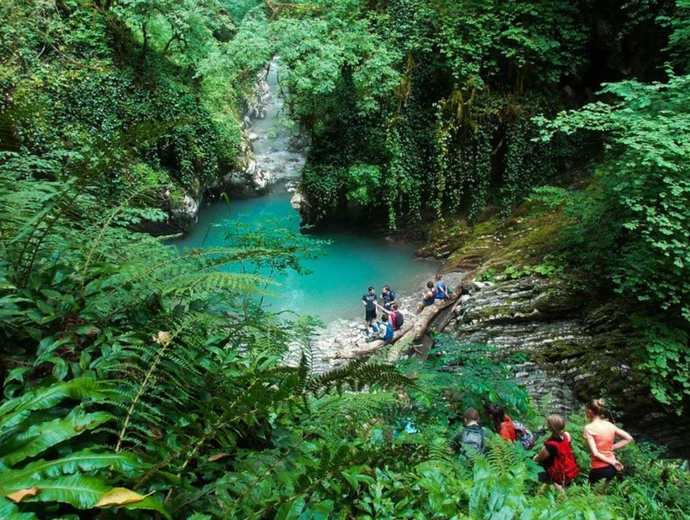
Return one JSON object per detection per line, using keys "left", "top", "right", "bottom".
{"left": 365, "top": 309, "right": 376, "bottom": 322}
{"left": 589, "top": 465, "right": 617, "bottom": 484}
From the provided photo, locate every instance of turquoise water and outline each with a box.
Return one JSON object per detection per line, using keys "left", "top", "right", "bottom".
{"left": 173, "top": 185, "right": 439, "bottom": 323}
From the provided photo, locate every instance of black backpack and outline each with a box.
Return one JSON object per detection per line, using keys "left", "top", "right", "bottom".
{"left": 394, "top": 311, "right": 404, "bottom": 328}
{"left": 460, "top": 426, "right": 485, "bottom": 456}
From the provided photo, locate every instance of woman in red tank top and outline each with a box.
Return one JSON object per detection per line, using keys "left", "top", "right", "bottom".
{"left": 584, "top": 399, "right": 633, "bottom": 485}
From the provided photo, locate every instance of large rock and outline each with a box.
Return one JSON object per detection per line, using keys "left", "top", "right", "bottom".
{"left": 290, "top": 189, "right": 303, "bottom": 211}
{"left": 245, "top": 68, "right": 271, "bottom": 119}
{"left": 449, "top": 274, "right": 690, "bottom": 455}
{"left": 452, "top": 277, "right": 589, "bottom": 414}
{"left": 169, "top": 190, "right": 200, "bottom": 231}
{"left": 213, "top": 135, "right": 271, "bottom": 197}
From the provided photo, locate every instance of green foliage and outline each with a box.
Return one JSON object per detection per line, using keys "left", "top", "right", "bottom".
{"left": 2, "top": 148, "right": 690, "bottom": 517}
{"left": 2, "top": 0, "right": 690, "bottom": 518}
{"left": 0, "top": 378, "right": 167, "bottom": 518}
{"left": 503, "top": 255, "right": 565, "bottom": 280}
{"left": 0, "top": 146, "right": 418, "bottom": 518}
{"left": 0, "top": 0, "right": 272, "bottom": 214}
{"left": 271, "top": 0, "right": 596, "bottom": 227}
{"left": 535, "top": 70, "right": 690, "bottom": 406}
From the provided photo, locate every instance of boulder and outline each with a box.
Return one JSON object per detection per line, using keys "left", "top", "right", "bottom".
{"left": 290, "top": 189, "right": 303, "bottom": 211}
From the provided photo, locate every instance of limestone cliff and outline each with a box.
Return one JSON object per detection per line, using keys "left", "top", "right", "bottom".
{"left": 427, "top": 209, "right": 689, "bottom": 455}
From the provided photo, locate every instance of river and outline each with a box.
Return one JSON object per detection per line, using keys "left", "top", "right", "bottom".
{"left": 173, "top": 59, "right": 439, "bottom": 323}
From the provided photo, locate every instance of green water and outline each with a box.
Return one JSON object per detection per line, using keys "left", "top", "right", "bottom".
{"left": 173, "top": 185, "right": 440, "bottom": 323}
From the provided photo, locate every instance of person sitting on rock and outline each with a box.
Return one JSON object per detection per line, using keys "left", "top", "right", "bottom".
{"left": 417, "top": 281, "right": 436, "bottom": 313}
{"left": 375, "top": 302, "right": 405, "bottom": 331}
{"left": 370, "top": 313, "right": 394, "bottom": 341}
{"left": 434, "top": 274, "right": 449, "bottom": 300}
{"left": 362, "top": 286, "right": 377, "bottom": 330}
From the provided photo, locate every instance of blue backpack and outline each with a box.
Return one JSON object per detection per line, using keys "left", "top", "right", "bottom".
{"left": 383, "top": 322, "right": 394, "bottom": 341}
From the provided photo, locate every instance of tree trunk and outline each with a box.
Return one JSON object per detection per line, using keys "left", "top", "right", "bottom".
{"left": 336, "top": 297, "right": 458, "bottom": 360}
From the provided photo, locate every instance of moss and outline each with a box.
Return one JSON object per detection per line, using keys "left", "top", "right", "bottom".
{"left": 416, "top": 217, "right": 473, "bottom": 259}
{"left": 439, "top": 207, "right": 566, "bottom": 277}
{"left": 168, "top": 186, "right": 186, "bottom": 209}
{"left": 442, "top": 217, "right": 503, "bottom": 271}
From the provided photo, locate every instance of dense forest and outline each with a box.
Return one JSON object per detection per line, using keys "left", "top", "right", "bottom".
{"left": 1, "top": 0, "right": 689, "bottom": 518}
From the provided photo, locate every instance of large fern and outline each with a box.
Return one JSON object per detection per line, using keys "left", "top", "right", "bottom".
{"left": 0, "top": 378, "right": 168, "bottom": 518}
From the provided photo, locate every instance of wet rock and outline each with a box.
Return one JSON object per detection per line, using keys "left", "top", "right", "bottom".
{"left": 451, "top": 276, "right": 590, "bottom": 414}
{"left": 290, "top": 190, "right": 303, "bottom": 211}
{"left": 245, "top": 68, "right": 271, "bottom": 120}
{"left": 170, "top": 191, "right": 200, "bottom": 230}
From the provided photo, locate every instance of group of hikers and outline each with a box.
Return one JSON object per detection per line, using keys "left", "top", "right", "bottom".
{"left": 450, "top": 399, "right": 634, "bottom": 491}
{"left": 361, "top": 285, "right": 404, "bottom": 341}
{"left": 361, "top": 275, "right": 451, "bottom": 342}
{"left": 417, "top": 274, "right": 451, "bottom": 312}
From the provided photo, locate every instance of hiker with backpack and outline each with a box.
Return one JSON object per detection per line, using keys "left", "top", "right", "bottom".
{"left": 450, "top": 408, "right": 485, "bottom": 458}
{"left": 533, "top": 414, "right": 579, "bottom": 493}
{"left": 370, "top": 312, "right": 394, "bottom": 342}
{"left": 374, "top": 302, "right": 405, "bottom": 331}
{"left": 484, "top": 404, "right": 516, "bottom": 442}
{"left": 584, "top": 399, "right": 634, "bottom": 485}
{"left": 513, "top": 420, "right": 536, "bottom": 450}
{"left": 434, "top": 274, "right": 449, "bottom": 300}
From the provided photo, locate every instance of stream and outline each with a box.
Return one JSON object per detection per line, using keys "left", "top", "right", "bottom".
{"left": 173, "top": 58, "right": 440, "bottom": 324}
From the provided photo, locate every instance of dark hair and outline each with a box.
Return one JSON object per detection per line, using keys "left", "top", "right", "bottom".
{"left": 464, "top": 408, "right": 479, "bottom": 422}
{"left": 426, "top": 281, "right": 434, "bottom": 289}
{"left": 587, "top": 399, "right": 606, "bottom": 417}
{"left": 484, "top": 403, "right": 506, "bottom": 432}
{"left": 391, "top": 303, "right": 399, "bottom": 310}
{"left": 368, "top": 286, "right": 375, "bottom": 292}
{"left": 435, "top": 274, "right": 442, "bottom": 281}
{"left": 381, "top": 313, "right": 389, "bottom": 322}
{"left": 383, "top": 285, "right": 390, "bottom": 291}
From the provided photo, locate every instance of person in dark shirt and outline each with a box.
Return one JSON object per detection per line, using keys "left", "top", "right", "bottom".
{"left": 381, "top": 285, "right": 397, "bottom": 311}
{"left": 362, "top": 286, "right": 377, "bottom": 329}
{"left": 450, "top": 408, "right": 486, "bottom": 458}
{"left": 533, "top": 414, "right": 579, "bottom": 493}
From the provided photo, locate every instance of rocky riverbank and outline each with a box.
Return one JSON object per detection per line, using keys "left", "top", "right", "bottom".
{"left": 161, "top": 58, "right": 304, "bottom": 233}
{"left": 286, "top": 273, "right": 465, "bottom": 373}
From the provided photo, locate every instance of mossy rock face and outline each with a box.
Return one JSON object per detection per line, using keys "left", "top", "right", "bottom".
{"left": 533, "top": 286, "right": 587, "bottom": 315}
{"left": 439, "top": 208, "right": 564, "bottom": 276}
{"left": 442, "top": 218, "right": 503, "bottom": 271}
{"left": 416, "top": 218, "right": 474, "bottom": 260}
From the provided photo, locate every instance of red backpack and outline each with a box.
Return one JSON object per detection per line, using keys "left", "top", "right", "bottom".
{"left": 545, "top": 434, "right": 580, "bottom": 485}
